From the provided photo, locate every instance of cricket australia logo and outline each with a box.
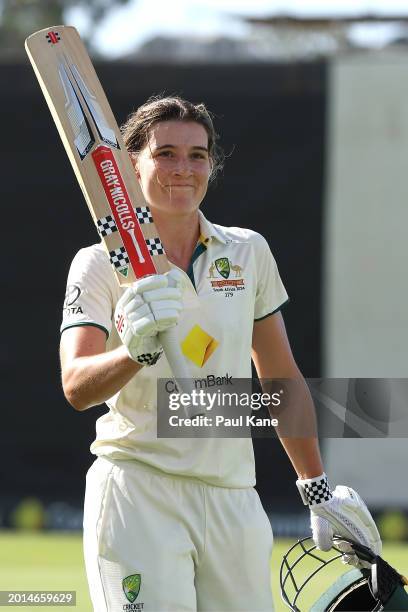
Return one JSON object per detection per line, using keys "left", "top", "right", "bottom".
{"left": 214, "top": 257, "right": 230, "bottom": 279}
{"left": 208, "top": 258, "right": 245, "bottom": 295}
{"left": 122, "top": 574, "right": 141, "bottom": 604}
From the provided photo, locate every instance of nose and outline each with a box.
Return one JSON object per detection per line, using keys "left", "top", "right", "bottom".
{"left": 172, "top": 157, "right": 192, "bottom": 176}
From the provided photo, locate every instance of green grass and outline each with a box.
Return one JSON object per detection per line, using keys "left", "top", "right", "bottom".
{"left": 0, "top": 531, "right": 407, "bottom": 611}
{"left": 0, "top": 532, "right": 90, "bottom": 612}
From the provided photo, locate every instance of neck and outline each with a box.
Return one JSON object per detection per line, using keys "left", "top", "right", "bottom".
{"left": 153, "top": 210, "right": 200, "bottom": 272}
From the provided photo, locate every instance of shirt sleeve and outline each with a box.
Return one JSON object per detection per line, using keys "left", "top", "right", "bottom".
{"left": 252, "top": 233, "right": 289, "bottom": 321}
{"left": 60, "top": 245, "right": 115, "bottom": 337}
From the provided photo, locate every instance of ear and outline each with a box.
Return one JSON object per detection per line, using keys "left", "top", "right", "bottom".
{"left": 208, "top": 158, "right": 214, "bottom": 179}
{"left": 129, "top": 152, "right": 141, "bottom": 178}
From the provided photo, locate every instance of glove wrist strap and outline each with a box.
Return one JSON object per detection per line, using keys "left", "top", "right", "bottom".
{"left": 296, "top": 472, "right": 333, "bottom": 507}
{"left": 130, "top": 349, "right": 163, "bottom": 367}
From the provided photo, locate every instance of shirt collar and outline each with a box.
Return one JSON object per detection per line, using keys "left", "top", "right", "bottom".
{"left": 198, "top": 210, "right": 227, "bottom": 245}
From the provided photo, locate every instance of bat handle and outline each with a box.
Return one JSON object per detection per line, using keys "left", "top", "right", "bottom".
{"left": 159, "top": 327, "right": 204, "bottom": 418}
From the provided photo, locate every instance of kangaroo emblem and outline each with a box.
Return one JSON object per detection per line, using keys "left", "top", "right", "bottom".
{"left": 208, "top": 262, "right": 216, "bottom": 278}
{"left": 230, "top": 264, "right": 243, "bottom": 278}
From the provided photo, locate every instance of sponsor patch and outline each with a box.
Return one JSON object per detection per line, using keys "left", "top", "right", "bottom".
{"left": 63, "top": 285, "right": 81, "bottom": 307}
{"left": 208, "top": 258, "right": 246, "bottom": 295}
{"left": 181, "top": 325, "right": 219, "bottom": 367}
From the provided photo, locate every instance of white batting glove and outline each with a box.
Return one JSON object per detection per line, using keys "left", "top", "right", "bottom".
{"left": 114, "top": 269, "right": 184, "bottom": 366}
{"left": 296, "top": 473, "right": 382, "bottom": 568}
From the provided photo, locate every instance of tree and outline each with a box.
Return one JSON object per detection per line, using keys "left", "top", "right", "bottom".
{"left": 0, "top": 0, "right": 133, "bottom": 57}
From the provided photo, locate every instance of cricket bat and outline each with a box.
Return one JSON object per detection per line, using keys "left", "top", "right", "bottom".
{"left": 25, "top": 25, "right": 193, "bottom": 395}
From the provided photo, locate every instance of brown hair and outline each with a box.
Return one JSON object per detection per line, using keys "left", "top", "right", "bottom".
{"left": 121, "top": 94, "right": 224, "bottom": 181}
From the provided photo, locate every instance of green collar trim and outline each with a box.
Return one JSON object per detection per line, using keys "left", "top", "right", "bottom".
{"left": 187, "top": 241, "right": 207, "bottom": 289}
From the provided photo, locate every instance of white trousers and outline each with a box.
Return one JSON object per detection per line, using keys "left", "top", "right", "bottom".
{"left": 83, "top": 457, "right": 274, "bottom": 611}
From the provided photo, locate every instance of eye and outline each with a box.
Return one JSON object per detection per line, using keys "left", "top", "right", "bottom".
{"left": 156, "top": 150, "right": 173, "bottom": 158}
{"left": 191, "top": 152, "right": 207, "bottom": 160}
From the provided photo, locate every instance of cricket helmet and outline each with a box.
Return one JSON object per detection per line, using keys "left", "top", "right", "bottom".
{"left": 280, "top": 536, "right": 408, "bottom": 611}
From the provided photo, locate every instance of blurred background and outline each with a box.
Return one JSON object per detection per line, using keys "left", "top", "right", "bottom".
{"left": 1, "top": 0, "right": 407, "bottom": 607}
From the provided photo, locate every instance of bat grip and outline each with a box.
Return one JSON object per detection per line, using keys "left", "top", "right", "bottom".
{"left": 159, "top": 327, "right": 204, "bottom": 418}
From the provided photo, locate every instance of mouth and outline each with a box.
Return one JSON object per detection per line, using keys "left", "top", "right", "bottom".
{"left": 166, "top": 184, "right": 194, "bottom": 189}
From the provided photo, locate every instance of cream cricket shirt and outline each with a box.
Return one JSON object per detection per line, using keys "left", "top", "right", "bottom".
{"left": 61, "top": 211, "right": 288, "bottom": 488}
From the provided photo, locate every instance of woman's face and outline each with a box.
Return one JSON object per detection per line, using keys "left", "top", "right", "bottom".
{"left": 133, "top": 120, "right": 212, "bottom": 216}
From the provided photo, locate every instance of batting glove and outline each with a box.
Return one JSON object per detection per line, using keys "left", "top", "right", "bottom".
{"left": 114, "top": 269, "right": 184, "bottom": 366}
{"left": 296, "top": 473, "right": 382, "bottom": 568}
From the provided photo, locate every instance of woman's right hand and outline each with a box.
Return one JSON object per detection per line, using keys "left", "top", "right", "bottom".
{"left": 114, "top": 268, "right": 184, "bottom": 365}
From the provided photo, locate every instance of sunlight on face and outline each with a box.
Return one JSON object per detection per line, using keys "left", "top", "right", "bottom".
{"left": 133, "top": 120, "right": 212, "bottom": 216}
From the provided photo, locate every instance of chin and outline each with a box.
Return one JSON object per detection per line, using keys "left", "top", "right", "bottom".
{"left": 148, "top": 194, "right": 202, "bottom": 216}
{"left": 164, "top": 199, "right": 199, "bottom": 214}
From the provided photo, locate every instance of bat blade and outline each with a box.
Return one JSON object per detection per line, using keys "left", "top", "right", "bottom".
{"left": 25, "top": 26, "right": 198, "bottom": 408}
{"left": 25, "top": 25, "right": 169, "bottom": 284}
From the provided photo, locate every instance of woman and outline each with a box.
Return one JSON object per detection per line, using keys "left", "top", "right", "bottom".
{"left": 60, "top": 95, "right": 381, "bottom": 611}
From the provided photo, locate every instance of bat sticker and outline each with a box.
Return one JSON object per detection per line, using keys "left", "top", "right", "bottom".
{"left": 145, "top": 237, "right": 165, "bottom": 256}
{"left": 109, "top": 246, "right": 130, "bottom": 277}
{"left": 92, "top": 145, "right": 157, "bottom": 277}
{"left": 59, "top": 62, "right": 95, "bottom": 159}
{"left": 46, "top": 31, "right": 60, "bottom": 44}
{"left": 97, "top": 215, "right": 118, "bottom": 236}
{"left": 69, "top": 63, "right": 118, "bottom": 149}
{"left": 135, "top": 207, "right": 153, "bottom": 224}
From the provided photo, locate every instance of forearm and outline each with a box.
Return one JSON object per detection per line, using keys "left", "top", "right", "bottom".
{"left": 62, "top": 345, "right": 142, "bottom": 411}
{"left": 273, "top": 377, "right": 324, "bottom": 479}
{"left": 278, "top": 437, "right": 323, "bottom": 480}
